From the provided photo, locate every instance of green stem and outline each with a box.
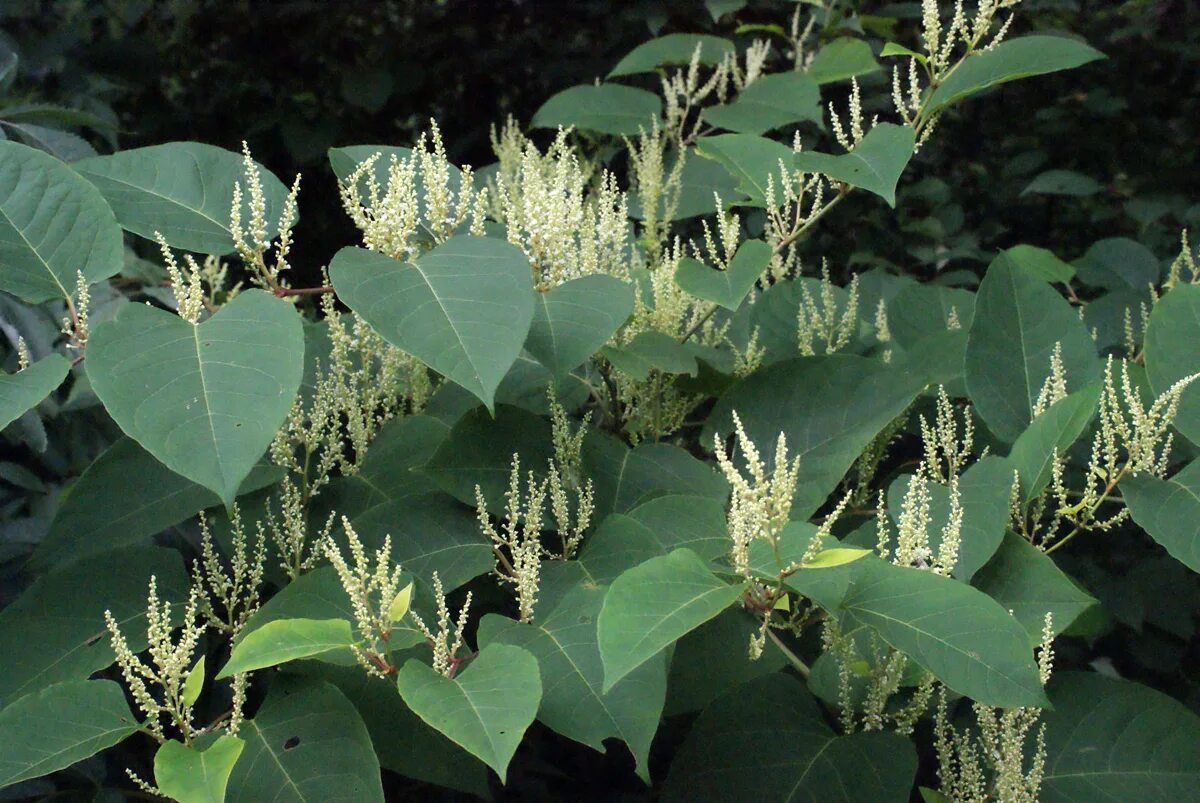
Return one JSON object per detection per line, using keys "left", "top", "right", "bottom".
{"left": 767, "top": 628, "right": 810, "bottom": 678}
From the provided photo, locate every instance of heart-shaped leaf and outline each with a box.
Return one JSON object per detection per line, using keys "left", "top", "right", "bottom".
{"left": 675, "top": 238, "right": 771, "bottom": 310}
{"left": 531, "top": 84, "right": 661, "bottom": 136}
{"left": 218, "top": 618, "right": 355, "bottom": 678}
{"left": 86, "top": 288, "right": 304, "bottom": 507}
{"left": 704, "top": 73, "right": 822, "bottom": 135}
{"left": 608, "top": 34, "right": 734, "bottom": 77}
{"left": 806, "top": 37, "right": 881, "bottom": 84}
{"left": 525, "top": 275, "right": 634, "bottom": 377}
{"left": 155, "top": 735, "right": 244, "bottom": 803}
{"left": 0, "top": 140, "right": 122, "bottom": 303}
{"left": 0, "top": 354, "right": 69, "bottom": 431}
{"left": 694, "top": 133, "right": 794, "bottom": 206}
{"left": 793, "top": 122, "right": 915, "bottom": 206}
{"left": 1123, "top": 460, "right": 1200, "bottom": 575}
{"left": 396, "top": 643, "right": 541, "bottom": 782}
{"left": 329, "top": 236, "right": 534, "bottom": 411}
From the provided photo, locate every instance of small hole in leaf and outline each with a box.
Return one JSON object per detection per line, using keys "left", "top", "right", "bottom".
{"left": 283, "top": 736, "right": 301, "bottom": 750}
{"left": 578, "top": 615, "right": 591, "bottom": 625}
{"left": 235, "top": 423, "right": 242, "bottom": 428}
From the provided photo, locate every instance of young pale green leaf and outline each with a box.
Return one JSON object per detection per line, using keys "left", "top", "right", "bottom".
{"left": 226, "top": 679, "right": 383, "bottom": 803}
{"left": 662, "top": 674, "right": 916, "bottom": 802}
{"left": 599, "top": 330, "right": 698, "bottom": 381}
{"left": 965, "top": 251, "right": 1100, "bottom": 442}
{"left": 803, "top": 547, "right": 871, "bottom": 568}
{"left": 0, "top": 680, "right": 137, "bottom": 788}
{"left": 0, "top": 354, "right": 68, "bottom": 431}
{"left": 1008, "top": 384, "right": 1100, "bottom": 505}
{"left": 218, "top": 618, "right": 355, "bottom": 679}
{"left": 921, "top": 35, "right": 1105, "bottom": 120}
{"left": 608, "top": 33, "right": 734, "bottom": 77}
{"left": 674, "top": 238, "right": 771, "bottom": 310}
{"left": 703, "top": 72, "right": 822, "bottom": 135}
{"left": 86, "top": 289, "right": 303, "bottom": 508}
{"left": 972, "top": 532, "right": 1097, "bottom": 644}
{"left": 805, "top": 37, "right": 881, "bottom": 84}
{"left": 387, "top": 583, "right": 414, "bottom": 624}
{"left": 840, "top": 559, "right": 1049, "bottom": 707}
{"left": 0, "top": 140, "right": 122, "bottom": 303}
{"left": 329, "top": 236, "right": 534, "bottom": 411}
{"left": 531, "top": 84, "right": 661, "bottom": 135}
{"left": 525, "top": 274, "right": 634, "bottom": 377}
{"left": 32, "top": 438, "right": 283, "bottom": 570}
{"left": 478, "top": 584, "right": 667, "bottom": 782}
{"left": 182, "top": 656, "right": 205, "bottom": 708}
{"left": 75, "top": 141, "right": 291, "bottom": 255}
{"left": 0, "top": 546, "right": 188, "bottom": 705}
{"left": 598, "top": 548, "right": 744, "bottom": 693}
{"left": 396, "top": 643, "right": 541, "bottom": 783}
{"left": 1001, "top": 243, "right": 1076, "bottom": 284}
{"left": 1040, "top": 672, "right": 1200, "bottom": 802}
{"left": 793, "top": 122, "right": 915, "bottom": 207}
{"left": 880, "top": 42, "right": 926, "bottom": 63}
{"left": 1143, "top": 283, "right": 1200, "bottom": 445}
{"left": 694, "top": 133, "right": 795, "bottom": 206}
{"left": 154, "top": 735, "right": 245, "bottom": 803}
{"left": 1122, "top": 460, "right": 1200, "bottom": 574}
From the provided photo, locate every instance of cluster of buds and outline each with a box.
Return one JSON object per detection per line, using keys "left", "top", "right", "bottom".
{"left": 192, "top": 507, "right": 265, "bottom": 636}
{"left": 796, "top": 261, "right": 860, "bottom": 357}
{"left": 231, "top": 141, "right": 302, "bottom": 292}
{"left": 410, "top": 572, "right": 472, "bottom": 678}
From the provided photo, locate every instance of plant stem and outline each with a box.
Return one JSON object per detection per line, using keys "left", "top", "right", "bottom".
{"left": 767, "top": 628, "right": 810, "bottom": 678}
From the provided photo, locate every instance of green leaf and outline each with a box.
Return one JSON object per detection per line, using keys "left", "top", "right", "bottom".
{"left": 182, "top": 656, "right": 205, "bottom": 708}
{"left": 1041, "top": 672, "right": 1200, "bottom": 802}
{"left": 155, "top": 735, "right": 244, "bottom": 803}
{"left": 1123, "top": 460, "right": 1200, "bottom": 574}
{"left": 661, "top": 674, "right": 916, "bottom": 801}
{"left": 1022, "top": 169, "right": 1103, "bottom": 197}
{"left": 327, "top": 145, "right": 464, "bottom": 234}
{"left": 1074, "top": 237, "right": 1160, "bottom": 291}
{"left": 329, "top": 236, "right": 535, "bottom": 410}
{"left": 1144, "top": 283, "right": 1200, "bottom": 445}
{"left": 706, "top": 355, "right": 926, "bottom": 520}
{"left": 583, "top": 436, "right": 729, "bottom": 516}
{"left": 0, "top": 680, "right": 137, "bottom": 787}
{"left": 965, "top": 251, "right": 1100, "bottom": 442}
{"left": 675, "top": 238, "right": 771, "bottom": 310}
{"left": 0, "top": 354, "right": 68, "bottom": 431}
{"left": 804, "top": 547, "right": 871, "bottom": 568}
{"left": 880, "top": 42, "right": 926, "bottom": 63}
{"left": 234, "top": 568, "right": 361, "bottom": 667}
{"left": 0, "top": 140, "right": 122, "bottom": 303}
{"left": 218, "top": 619, "right": 355, "bottom": 679}
{"left": 806, "top": 37, "right": 881, "bottom": 84}
{"left": 531, "top": 84, "right": 661, "bottom": 136}
{"left": 599, "top": 548, "right": 744, "bottom": 692}
{"left": 1008, "top": 384, "right": 1100, "bottom": 505}
{"left": 704, "top": 72, "right": 822, "bottom": 135}
{"left": 1001, "top": 243, "right": 1076, "bottom": 284}
{"left": 75, "top": 142, "right": 291, "bottom": 255}
{"left": 922, "top": 35, "right": 1105, "bottom": 120}
{"left": 608, "top": 34, "right": 734, "bottom": 77}
{"left": 973, "top": 531, "right": 1097, "bottom": 644}
{"left": 478, "top": 585, "right": 667, "bottom": 782}
{"left": 628, "top": 147, "right": 739, "bottom": 221}
{"left": 0, "top": 546, "right": 188, "bottom": 705}
{"left": 425, "top": 404, "right": 553, "bottom": 507}
{"left": 525, "top": 275, "right": 634, "bottom": 376}
{"left": 32, "top": 438, "right": 283, "bottom": 570}
{"left": 888, "top": 283, "right": 975, "bottom": 347}
{"left": 396, "top": 643, "right": 541, "bottom": 782}
{"left": 86, "top": 288, "right": 304, "bottom": 507}
{"left": 839, "top": 558, "right": 1048, "bottom": 707}
{"left": 793, "top": 122, "right": 915, "bottom": 206}
{"left": 227, "top": 679, "right": 383, "bottom": 803}
{"left": 694, "top": 133, "right": 795, "bottom": 206}
{"left": 600, "top": 330, "right": 697, "bottom": 381}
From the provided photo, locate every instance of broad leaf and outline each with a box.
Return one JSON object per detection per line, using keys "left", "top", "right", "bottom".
{"left": 0, "top": 354, "right": 68, "bottom": 431}
{"left": 155, "top": 735, "right": 244, "bottom": 803}
{"left": 1074, "top": 237, "right": 1159, "bottom": 291}
{"left": 599, "top": 548, "right": 744, "bottom": 692}
{"left": 87, "top": 288, "right": 303, "bottom": 507}
{"left": 1022, "top": 169, "right": 1103, "bottom": 197}
{"left": 922, "top": 35, "right": 1105, "bottom": 119}
{"left": 704, "top": 72, "right": 822, "bottom": 135}
{"left": 227, "top": 679, "right": 383, "bottom": 803}
{"left": 1144, "top": 283, "right": 1200, "bottom": 445}
{"left": 1041, "top": 672, "right": 1200, "bottom": 802}
{"left": 628, "top": 147, "right": 738, "bottom": 221}
{"left": 1008, "top": 385, "right": 1100, "bottom": 505}
{"left": 0, "top": 680, "right": 137, "bottom": 787}
{"left": 1123, "top": 460, "right": 1200, "bottom": 574}
{"left": 674, "top": 238, "right": 771, "bottom": 310}
{"left": 1000, "top": 243, "right": 1076, "bottom": 284}
{"left": 965, "top": 251, "right": 1100, "bottom": 442}
{"left": 218, "top": 618, "right": 355, "bottom": 678}
{"left": 973, "top": 531, "right": 1097, "bottom": 643}
{"left": 396, "top": 643, "right": 541, "bottom": 782}
{"left": 806, "top": 37, "right": 881, "bottom": 84}
{"left": 0, "top": 140, "right": 122, "bottom": 303}
{"left": 662, "top": 674, "right": 916, "bottom": 801}
{"left": 0, "top": 546, "right": 188, "bottom": 705}
{"left": 841, "top": 559, "right": 1048, "bottom": 707}
{"left": 608, "top": 34, "right": 734, "bottom": 77}
{"left": 793, "top": 122, "right": 915, "bottom": 206}
{"left": 600, "top": 330, "right": 697, "bottom": 381}
{"left": 478, "top": 584, "right": 667, "bottom": 782}
{"left": 583, "top": 435, "right": 728, "bottom": 516}
{"left": 531, "top": 84, "right": 661, "bottom": 136}
{"left": 694, "top": 133, "right": 794, "bottom": 206}
{"left": 75, "top": 141, "right": 291, "bottom": 255}
{"left": 329, "top": 236, "right": 535, "bottom": 410}
{"left": 525, "top": 274, "right": 634, "bottom": 376}
{"left": 235, "top": 568, "right": 360, "bottom": 666}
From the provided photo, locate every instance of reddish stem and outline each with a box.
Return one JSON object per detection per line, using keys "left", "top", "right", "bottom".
{"left": 274, "top": 285, "right": 334, "bottom": 298}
